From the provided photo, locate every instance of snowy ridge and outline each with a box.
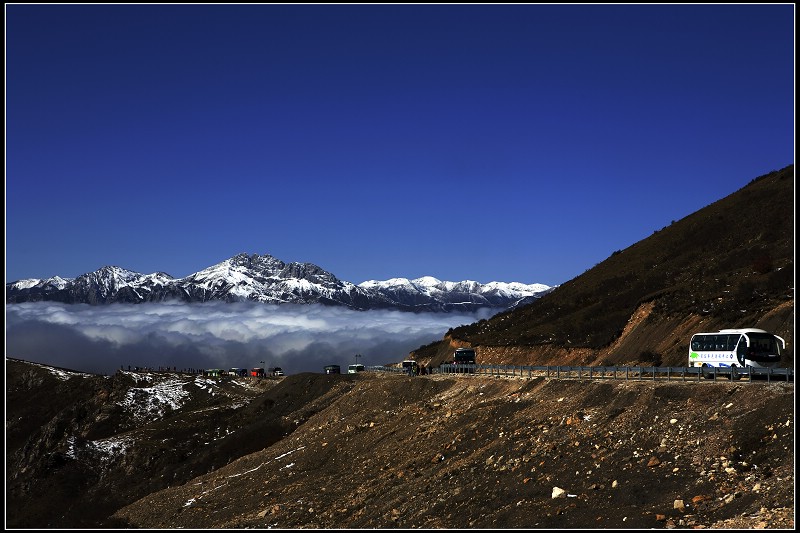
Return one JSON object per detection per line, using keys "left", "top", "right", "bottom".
{"left": 359, "top": 277, "right": 550, "bottom": 301}
{"left": 6, "top": 252, "right": 553, "bottom": 312}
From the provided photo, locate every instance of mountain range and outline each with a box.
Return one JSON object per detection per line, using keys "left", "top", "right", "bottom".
{"left": 5, "top": 253, "right": 552, "bottom": 312}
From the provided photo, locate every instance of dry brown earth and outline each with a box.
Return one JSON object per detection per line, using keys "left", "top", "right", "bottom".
{"left": 111, "top": 371, "right": 794, "bottom": 529}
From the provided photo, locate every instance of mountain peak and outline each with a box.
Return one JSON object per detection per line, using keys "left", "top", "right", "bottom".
{"left": 6, "top": 253, "right": 551, "bottom": 311}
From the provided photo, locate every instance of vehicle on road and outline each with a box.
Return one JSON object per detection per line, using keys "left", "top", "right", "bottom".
{"left": 402, "top": 360, "right": 419, "bottom": 375}
{"left": 324, "top": 364, "right": 341, "bottom": 374}
{"left": 689, "top": 328, "right": 785, "bottom": 378}
{"left": 451, "top": 348, "right": 476, "bottom": 373}
{"left": 453, "top": 348, "right": 476, "bottom": 365}
{"left": 348, "top": 363, "right": 365, "bottom": 374}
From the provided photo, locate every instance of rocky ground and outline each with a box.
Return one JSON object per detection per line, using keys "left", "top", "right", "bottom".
{"left": 6, "top": 361, "right": 794, "bottom": 529}
{"left": 112, "top": 372, "right": 793, "bottom": 529}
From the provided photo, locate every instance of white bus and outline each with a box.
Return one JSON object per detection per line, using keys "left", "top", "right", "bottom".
{"left": 689, "top": 328, "right": 785, "bottom": 370}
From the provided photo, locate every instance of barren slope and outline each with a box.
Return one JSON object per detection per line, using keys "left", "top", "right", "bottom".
{"left": 111, "top": 372, "right": 794, "bottom": 529}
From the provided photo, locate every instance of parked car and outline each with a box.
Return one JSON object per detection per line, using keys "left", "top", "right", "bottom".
{"left": 272, "top": 367, "right": 284, "bottom": 376}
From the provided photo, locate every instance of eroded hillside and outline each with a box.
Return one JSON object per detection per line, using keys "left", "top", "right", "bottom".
{"left": 110, "top": 372, "right": 795, "bottom": 529}
{"left": 8, "top": 359, "right": 791, "bottom": 529}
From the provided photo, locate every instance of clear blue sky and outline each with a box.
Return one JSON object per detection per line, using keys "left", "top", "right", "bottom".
{"left": 6, "top": 4, "right": 795, "bottom": 287}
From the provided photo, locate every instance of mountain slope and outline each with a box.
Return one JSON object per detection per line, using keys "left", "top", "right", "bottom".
{"left": 6, "top": 253, "right": 551, "bottom": 312}
{"left": 5, "top": 358, "right": 794, "bottom": 529}
{"left": 410, "top": 165, "right": 794, "bottom": 369}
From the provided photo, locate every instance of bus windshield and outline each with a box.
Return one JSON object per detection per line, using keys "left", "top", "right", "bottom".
{"left": 746, "top": 332, "right": 783, "bottom": 355}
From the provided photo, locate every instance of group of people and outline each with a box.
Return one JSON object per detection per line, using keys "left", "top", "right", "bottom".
{"left": 408, "top": 363, "right": 431, "bottom": 376}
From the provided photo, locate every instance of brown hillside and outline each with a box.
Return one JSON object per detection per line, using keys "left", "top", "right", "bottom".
{"left": 111, "top": 372, "right": 793, "bottom": 529}
{"left": 411, "top": 165, "right": 794, "bottom": 370}
{"left": 8, "top": 361, "right": 793, "bottom": 529}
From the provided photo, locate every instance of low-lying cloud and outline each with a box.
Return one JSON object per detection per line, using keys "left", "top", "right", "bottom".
{"left": 5, "top": 302, "right": 495, "bottom": 375}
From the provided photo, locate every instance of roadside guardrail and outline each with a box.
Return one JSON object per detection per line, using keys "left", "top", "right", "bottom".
{"left": 368, "top": 363, "right": 793, "bottom": 383}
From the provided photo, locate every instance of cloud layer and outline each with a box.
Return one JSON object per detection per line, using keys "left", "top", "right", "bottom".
{"left": 5, "top": 302, "right": 495, "bottom": 375}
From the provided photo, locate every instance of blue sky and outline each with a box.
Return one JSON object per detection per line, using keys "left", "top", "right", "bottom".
{"left": 6, "top": 4, "right": 795, "bottom": 288}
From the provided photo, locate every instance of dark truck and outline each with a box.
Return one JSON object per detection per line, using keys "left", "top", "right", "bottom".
{"left": 450, "top": 348, "right": 476, "bottom": 373}
{"left": 453, "top": 348, "right": 476, "bottom": 365}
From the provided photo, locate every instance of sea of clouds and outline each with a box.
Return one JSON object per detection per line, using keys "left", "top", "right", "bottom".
{"left": 5, "top": 301, "right": 496, "bottom": 375}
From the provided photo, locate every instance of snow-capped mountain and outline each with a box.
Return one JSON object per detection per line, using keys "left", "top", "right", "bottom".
{"left": 6, "top": 253, "right": 552, "bottom": 312}
{"left": 358, "top": 276, "right": 552, "bottom": 310}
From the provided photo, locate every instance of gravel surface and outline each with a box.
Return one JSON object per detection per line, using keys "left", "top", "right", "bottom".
{"left": 110, "top": 372, "right": 794, "bottom": 529}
